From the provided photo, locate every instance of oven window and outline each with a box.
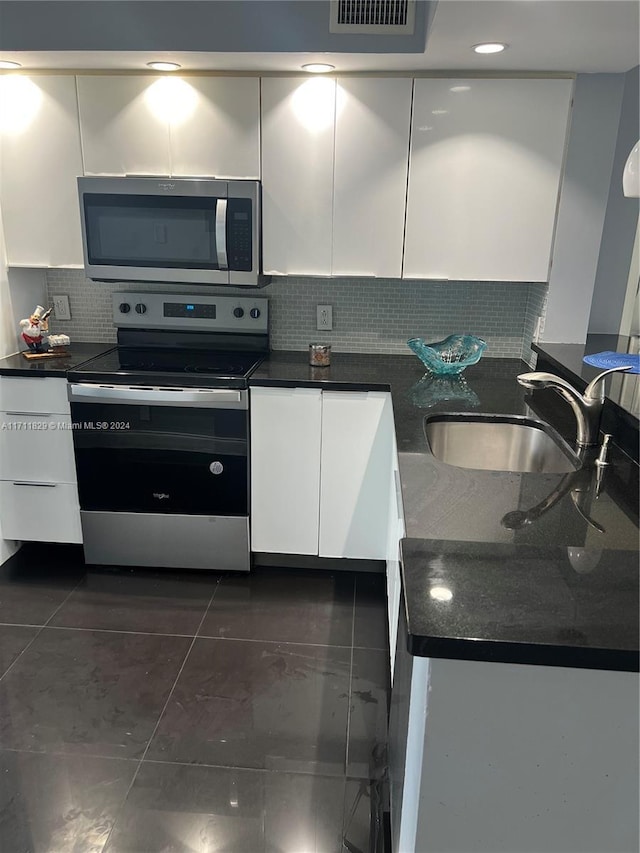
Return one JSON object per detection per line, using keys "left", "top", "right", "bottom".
{"left": 83, "top": 194, "right": 220, "bottom": 269}
{"left": 71, "top": 402, "right": 248, "bottom": 516}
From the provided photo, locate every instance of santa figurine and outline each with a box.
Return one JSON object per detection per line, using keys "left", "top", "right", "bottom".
{"left": 19, "top": 305, "right": 52, "bottom": 352}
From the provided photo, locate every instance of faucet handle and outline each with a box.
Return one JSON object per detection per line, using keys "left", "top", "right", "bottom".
{"left": 583, "top": 365, "right": 633, "bottom": 402}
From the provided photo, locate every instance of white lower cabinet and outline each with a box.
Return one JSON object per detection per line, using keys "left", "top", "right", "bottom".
{"left": 386, "top": 444, "right": 405, "bottom": 681}
{"left": 0, "top": 413, "right": 76, "bottom": 482}
{"left": 0, "top": 377, "right": 82, "bottom": 544}
{"left": 250, "top": 387, "right": 322, "bottom": 555}
{"left": 250, "top": 386, "right": 396, "bottom": 561}
{"left": 318, "top": 391, "right": 394, "bottom": 559}
{"left": 0, "top": 481, "right": 82, "bottom": 543}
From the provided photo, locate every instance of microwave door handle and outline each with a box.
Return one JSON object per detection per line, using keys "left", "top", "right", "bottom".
{"left": 216, "top": 198, "right": 228, "bottom": 270}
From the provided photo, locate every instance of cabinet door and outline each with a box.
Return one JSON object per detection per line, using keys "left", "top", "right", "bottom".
{"left": 250, "top": 386, "right": 322, "bottom": 555}
{"left": 170, "top": 77, "right": 260, "bottom": 178}
{"left": 404, "top": 78, "right": 573, "bottom": 282}
{"left": 0, "top": 377, "right": 70, "bottom": 415}
{"left": 0, "top": 413, "right": 77, "bottom": 483}
{"left": 77, "top": 76, "right": 171, "bottom": 175}
{"left": 387, "top": 446, "right": 405, "bottom": 681}
{"left": 319, "top": 391, "right": 394, "bottom": 560}
{"left": 0, "top": 481, "right": 82, "bottom": 543}
{"left": 332, "top": 78, "right": 412, "bottom": 277}
{"left": 0, "top": 75, "right": 84, "bottom": 266}
{"left": 261, "top": 77, "right": 335, "bottom": 275}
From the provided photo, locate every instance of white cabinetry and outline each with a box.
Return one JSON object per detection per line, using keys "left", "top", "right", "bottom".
{"left": 319, "top": 391, "right": 393, "bottom": 558}
{"left": 332, "top": 78, "right": 412, "bottom": 278}
{"left": 261, "top": 76, "right": 412, "bottom": 278}
{"left": 261, "top": 77, "right": 336, "bottom": 276}
{"left": 0, "top": 378, "right": 82, "bottom": 543}
{"left": 250, "top": 386, "right": 394, "bottom": 560}
{"left": 77, "top": 76, "right": 171, "bottom": 176}
{"left": 78, "top": 76, "right": 261, "bottom": 179}
{"left": 404, "top": 78, "right": 573, "bottom": 282}
{"left": 250, "top": 386, "right": 322, "bottom": 555}
{"left": 386, "top": 442, "right": 405, "bottom": 680}
{"left": 170, "top": 77, "right": 260, "bottom": 178}
{"left": 0, "top": 75, "right": 84, "bottom": 267}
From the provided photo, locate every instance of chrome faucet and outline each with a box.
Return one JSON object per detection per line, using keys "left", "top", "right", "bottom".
{"left": 516, "top": 366, "right": 633, "bottom": 448}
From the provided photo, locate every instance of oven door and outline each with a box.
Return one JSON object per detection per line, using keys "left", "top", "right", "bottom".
{"left": 69, "top": 385, "right": 248, "bottom": 516}
{"left": 79, "top": 177, "right": 232, "bottom": 285}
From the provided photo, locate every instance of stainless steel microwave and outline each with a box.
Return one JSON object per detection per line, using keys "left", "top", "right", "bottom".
{"left": 78, "top": 176, "right": 269, "bottom": 287}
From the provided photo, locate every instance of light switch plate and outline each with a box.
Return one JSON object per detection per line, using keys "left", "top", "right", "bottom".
{"left": 317, "top": 304, "right": 333, "bottom": 331}
{"left": 53, "top": 295, "right": 71, "bottom": 321}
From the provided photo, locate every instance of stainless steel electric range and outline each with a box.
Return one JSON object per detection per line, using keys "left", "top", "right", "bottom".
{"left": 67, "top": 292, "right": 269, "bottom": 571}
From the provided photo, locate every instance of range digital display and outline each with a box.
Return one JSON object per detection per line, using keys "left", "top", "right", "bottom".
{"left": 164, "top": 302, "right": 216, "bottom": 319}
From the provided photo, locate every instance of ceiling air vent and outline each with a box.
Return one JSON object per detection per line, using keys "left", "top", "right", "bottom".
{"left": 329, "top": 0, "right": 416, "bottom": 35}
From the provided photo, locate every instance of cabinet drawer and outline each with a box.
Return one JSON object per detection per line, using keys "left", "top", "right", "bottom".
{"left": 0, "top": 413, "right": 77, "bottom": 482}
{"left": 0, "top": 481, "right": 82, "bottom": 543}
{"left": 0, "top": 377, "right": 70, "bottom": 415}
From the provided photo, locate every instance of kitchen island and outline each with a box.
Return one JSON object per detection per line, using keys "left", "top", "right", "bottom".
{"left": 251, "top": 350, "right": 639, "bottom": 853}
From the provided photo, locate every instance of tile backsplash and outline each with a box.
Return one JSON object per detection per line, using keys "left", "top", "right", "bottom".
{"left": 46, "top": 269, "right": 547, "bottom": 364}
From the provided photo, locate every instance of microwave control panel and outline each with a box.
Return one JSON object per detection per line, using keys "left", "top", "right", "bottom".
{"left": 227, "top": 198, "right": 253, "bottom": 272}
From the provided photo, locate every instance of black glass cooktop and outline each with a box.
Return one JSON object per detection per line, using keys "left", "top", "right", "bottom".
{"left": 69, "top": 347, "right": 265, "bottom": 388}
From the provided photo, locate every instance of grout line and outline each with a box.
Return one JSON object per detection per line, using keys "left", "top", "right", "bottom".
{"left": 0, "top": 745, "right": 361, "bottom": 780}
{"left": 0, "top": 576, "right": 84, "bottom": 685}
{"left": 99, "top": 576, "right": 222, "bottom": 852}
{"left": 29, "top": 624, "right": 198, "bottom": 640}
{"left": 0, "top": 745, "right": 140, "bottom": 763}
{"left": 195, "top": 633, "right": 353, "bottom": 649}
{"left": 142, "top": 756, "right": 351, "bottom": 778}
{"left": 343, "top": 577, "right": 357, "bottom": 777}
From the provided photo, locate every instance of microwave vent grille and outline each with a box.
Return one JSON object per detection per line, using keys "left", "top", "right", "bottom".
{"left": 330, "top": 0, "right": 415, "bottom": 33}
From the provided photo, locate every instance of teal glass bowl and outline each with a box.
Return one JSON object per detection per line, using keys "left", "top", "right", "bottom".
{"left": 407, "top": 334, "right": 487, "bottom": 375}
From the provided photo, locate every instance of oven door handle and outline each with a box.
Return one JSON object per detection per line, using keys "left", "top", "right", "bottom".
{"left": 216, "top": 198, "right": 228, "bottom": 270}
{"left": 68, "top": 383, "right": 247, "bottom": 409}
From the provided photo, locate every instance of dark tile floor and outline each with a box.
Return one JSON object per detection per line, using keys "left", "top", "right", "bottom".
{"left": 0, "top": 544, "right": 390, "bottom": 853}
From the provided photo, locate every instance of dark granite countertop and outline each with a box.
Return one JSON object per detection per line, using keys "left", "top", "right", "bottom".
{"left": 0, "top": 343, "right": 115, "bottom": 378}
{"left": 251, "top": 350, "right": 639, "bottom": 672}
{"left": 533, "top": 335, "right": 639, "bottom": 420}
{"left": 400, "top": 540, "right": 638, "bottom": 672}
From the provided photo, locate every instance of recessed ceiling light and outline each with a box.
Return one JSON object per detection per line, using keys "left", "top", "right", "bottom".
{"left": 301, "top": 63, "right": 335, "bottom": 74}
{"left": 146, "top": 61, "right": 181, "bottom": 72}
{"left": 450, "top": 85, "right": 471, "bottom": 93}
{"left": 0, "top": 60, "right": 22, "bottom": 70}
{"left": 473, "top": 43, "right": 507, "bottom": 54}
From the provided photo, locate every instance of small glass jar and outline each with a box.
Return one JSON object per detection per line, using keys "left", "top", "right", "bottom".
{"left": 309, "top": 343, "right": 331, "bottom": 367}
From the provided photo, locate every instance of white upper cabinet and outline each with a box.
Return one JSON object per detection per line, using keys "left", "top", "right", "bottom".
{"left": 261, "top": 77, "right": 336, "bottom": 276}
{"left": 77, "top": 76, "right": 171, "bottom": 175}
{"left": 0, "top": 75, "right": 84, "bottom": 266}
{"left": 332, "top": 78, "right": 412, "bottom": 278}
{"left": 404, "top": 78, "right": 573, "bottom": 282}
{"left": 169, "top": 77, "right": 260, "bottom": 178}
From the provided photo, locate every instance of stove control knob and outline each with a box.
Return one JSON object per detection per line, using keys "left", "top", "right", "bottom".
{"left": 119, "top": 302, "right": 131, "bottom": 314}
{"left": 250, "top": 308, "right": 261, "bottom": 319}
{"left": 135, "top": 303, "right": 147, "bottom": 315}
{"left": 233, "top": 307, "right": 245, "bottom": 318}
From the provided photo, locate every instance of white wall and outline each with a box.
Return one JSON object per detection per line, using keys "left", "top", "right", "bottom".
{"left": 589, "top": 65, "right": 640, "bottom": 334}
{"left": 0, "top": 204, "right": 21, "bottom": 565}
{"left": 542, "top": 73, "right": 624, "bottom": 343}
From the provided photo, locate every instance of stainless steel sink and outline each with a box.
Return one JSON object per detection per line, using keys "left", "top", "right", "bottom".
{"left": 424, "top": 414, "right": 581, "bottom": 474}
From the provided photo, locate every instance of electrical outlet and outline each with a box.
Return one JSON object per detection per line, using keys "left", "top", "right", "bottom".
{"left": 53, "top": 295, "right": 71, "bottom": 321}
{"left": 317, "top": 304, "right": 333, "bottom": 331}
